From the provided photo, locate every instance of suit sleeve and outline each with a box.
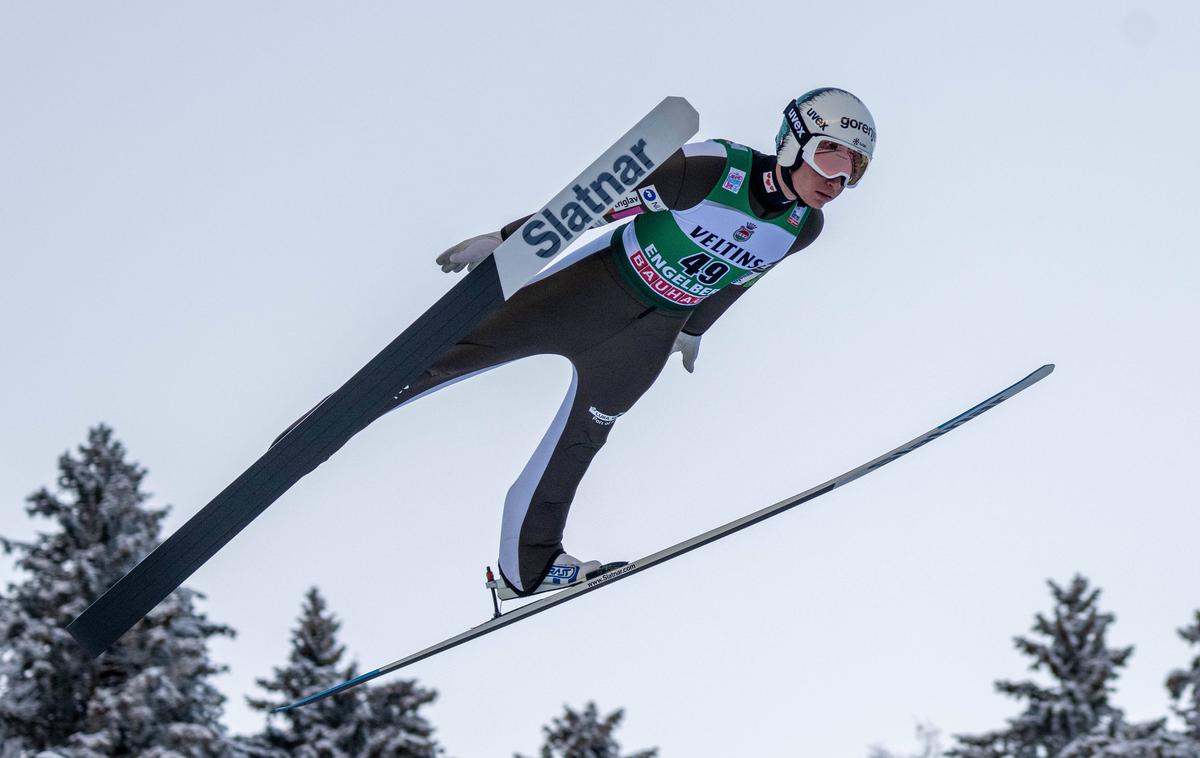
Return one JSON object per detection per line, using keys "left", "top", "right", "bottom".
{"left": 680, "top": 208, "right": 825, "bottom": 336}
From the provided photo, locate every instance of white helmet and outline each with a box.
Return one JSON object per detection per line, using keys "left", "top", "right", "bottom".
{"left": 775, "top": 88, "right": 876, "bottom": 188}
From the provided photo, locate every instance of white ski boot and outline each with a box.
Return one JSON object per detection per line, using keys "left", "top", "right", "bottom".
{"left": 486, "top": 552, "right": 624, "bottom": 601}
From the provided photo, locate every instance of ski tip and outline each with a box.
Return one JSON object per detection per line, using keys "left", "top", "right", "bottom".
{"left": 1003, "top": 364, "right": 1054, "bottom": 394}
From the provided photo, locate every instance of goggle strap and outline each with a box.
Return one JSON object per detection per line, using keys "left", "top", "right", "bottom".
{"left": 783, "top": 101, "right": 807, "bottom": 145}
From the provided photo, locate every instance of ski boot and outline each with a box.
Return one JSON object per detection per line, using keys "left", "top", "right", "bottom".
{"left": 486, "top": 552, "right": 627, "bottom": 602}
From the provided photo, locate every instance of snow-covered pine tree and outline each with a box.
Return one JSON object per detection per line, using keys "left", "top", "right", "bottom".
{"left": 244, "top": 587, "right": 440, "bottom": 757}
{"left": 0, "top": 425, "right": 234, "bottom": 756}
{"left": 1168, "top": 611, "right": 1200, "bottom": 742}
{"left": 948, "top": 575, "right": 1133, "bottom": 758}
{"left": 1056, "top": 715, "right": 1200, "bottom": 757}
{"left": 517, "top": 701, "right": 657, "bottom": 758}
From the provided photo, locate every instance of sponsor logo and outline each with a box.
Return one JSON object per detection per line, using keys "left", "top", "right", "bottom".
{"left": 586, "top": 561, "right": 638, "bottom": 589}
{"left": 588, "top": 406, "right": 625, "bottom": 426}
{"left": 806, "top": 107, "right": 830, "bottom": 130}
{"left": 733, "top": 222, "right": 757, "bottom": 242}
{"left": 785, "top": 103, "right": 806, "bottom": 139}
{"left": 787, "top": 206, "right": 804, "bottom": 228}
{"left": 547, "top": 564, "right": 580, "bottom": 582}
{"left": 722, "top": 168, "right": 746, "bottom": 193}
{"left": 520, "top": 138, "right": 657, "bottom": 258}
{"left": 605, "top": 190, "right": 648, "bottom": 221}
{"left": 763, "top": 171, "right": 777, "bottom": 193}
{"left": 626, "top": 249, "right": 707, "bottom": 306}
{"left": 841, "top": 116, "right": 876, "bottom": 142}
{"left": 609, "top": 190, "right": 641, "bottom": 213}
{"left": 687, "top": 226, "right": 765, "bottom": 268}
{"left": 639, "top": 185, "right": 668, "bottom": 212}
{"left": 727, "top": 141, "right": 750, "bottom": 151}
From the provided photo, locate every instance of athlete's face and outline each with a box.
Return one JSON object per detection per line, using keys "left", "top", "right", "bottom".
{"left": 786, "top": 161, "right": 845, "bottom": 209}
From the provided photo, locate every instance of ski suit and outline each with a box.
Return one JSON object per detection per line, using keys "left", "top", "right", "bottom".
{"left": 378, "top": 140, "right": 826, "bottom": 594}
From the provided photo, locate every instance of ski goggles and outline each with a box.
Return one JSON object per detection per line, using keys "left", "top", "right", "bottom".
{"left": 801, "top": 138, "right": 870, "bottom": 187}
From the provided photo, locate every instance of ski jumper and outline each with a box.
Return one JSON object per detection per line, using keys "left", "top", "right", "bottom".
{"left": 369, "top": 140, "right": 825, "bottom": 595}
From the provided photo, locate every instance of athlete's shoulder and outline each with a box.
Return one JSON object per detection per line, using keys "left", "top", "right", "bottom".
{"left": 791, "top": 207, "right": 824, "bottom": 252}
{"left": 749, "top": 145, "right": 774, "bottom": 163}
{"left": 664, "top": 140, "right": 733, "bottom": 210}
{"left": 661, "top": 140, "right": 766, "bottom": 210}
{"left": 806, "top": 207, "right": 825, "bottom": 234}
{"left": 681, "top": 139, "right": 756, "bottom": 158}
{"left": 681, "top": 139, "right": 725, "bottom": 158}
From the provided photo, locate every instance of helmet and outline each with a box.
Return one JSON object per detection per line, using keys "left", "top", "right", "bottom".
{"left": 775, "top": 88, "right": 876, "bottom": 189}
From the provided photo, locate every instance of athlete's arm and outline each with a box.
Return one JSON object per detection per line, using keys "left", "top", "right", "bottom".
{"left": 679, "top": 208, "right": 824, "bottom": 336}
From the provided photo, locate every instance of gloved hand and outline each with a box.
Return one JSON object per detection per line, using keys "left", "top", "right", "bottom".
{"left": 671, "top": 332, "right": 701, "bottom": 373}
{"left": 435, "top": 231, "right": 503, "bottom": 273}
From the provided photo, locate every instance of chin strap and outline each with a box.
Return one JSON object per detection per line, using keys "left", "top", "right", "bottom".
{"left": 777, "top": 159, "right": 796, "bottom": 188}
{"left": 777, "top": 161, "right": 797, "bottom": 196}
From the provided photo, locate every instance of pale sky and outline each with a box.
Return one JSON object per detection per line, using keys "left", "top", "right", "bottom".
{"left": 2, "top": 2, "right": 1198, "bottom": 756}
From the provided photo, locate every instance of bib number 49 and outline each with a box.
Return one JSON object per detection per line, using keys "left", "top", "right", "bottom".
{"left": 678, "top": 253, "right": 730, "bottom": 285}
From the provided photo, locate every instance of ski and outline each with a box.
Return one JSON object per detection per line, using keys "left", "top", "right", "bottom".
{"left": 274, "top": 363, "right": 1055, "bottom": 712}
{"left": 67, "top": 97, "right": 701, "bottom": 658}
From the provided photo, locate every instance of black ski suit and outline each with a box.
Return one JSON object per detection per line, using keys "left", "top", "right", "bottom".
{"left": 372, "top": 142, "right": 825, "bottom": 594}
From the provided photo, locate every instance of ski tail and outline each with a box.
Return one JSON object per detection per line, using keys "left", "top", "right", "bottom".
{"left": 66, "top": 98, "right": 700, "bottom": 658}
{"left": 273, "top": 364, "right": 1055, "bottom": 711}
{"left": 66, "top": 257, "right": 506, "bottom": 659}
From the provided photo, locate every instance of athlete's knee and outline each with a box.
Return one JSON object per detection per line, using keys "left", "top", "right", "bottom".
{"left": 583, "top": 404, "right": 627, "bottom": 431}
{"left": 568, "top": 403, "right": 624, "bottom": 452}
